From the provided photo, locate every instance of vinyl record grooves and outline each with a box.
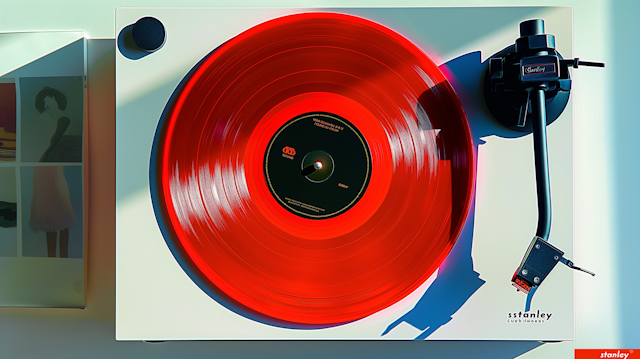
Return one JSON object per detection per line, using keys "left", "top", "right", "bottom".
{"left": 153, "top": 12, "right": 474, "bottom": 325}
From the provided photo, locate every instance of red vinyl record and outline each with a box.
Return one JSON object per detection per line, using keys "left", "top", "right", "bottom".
{"left": 154, "top": 12, "right": 474, "bottom": 325}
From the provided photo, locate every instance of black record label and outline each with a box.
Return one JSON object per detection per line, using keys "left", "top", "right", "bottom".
{"left": 264, "top": 112, "right": 371, "bottom": 219}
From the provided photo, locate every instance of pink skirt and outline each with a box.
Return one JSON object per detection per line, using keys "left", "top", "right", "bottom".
{"left": 29, "top": 166, "right": 76, "bottom": 232}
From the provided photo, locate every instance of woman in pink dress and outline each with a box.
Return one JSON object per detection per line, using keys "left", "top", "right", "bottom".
{"left": 29, "top": 86, "right": 76, "bottom": 258}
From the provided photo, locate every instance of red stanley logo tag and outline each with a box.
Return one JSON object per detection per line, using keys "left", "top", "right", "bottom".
{"left": 575, "top": 349, "right": 636, "bottom": 359}
{"left": 282, "top": 146, "right": 296, "bottom": 156}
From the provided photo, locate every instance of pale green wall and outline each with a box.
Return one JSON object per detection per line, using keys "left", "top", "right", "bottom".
{"left": 0, "top": 1, "right": 636, "bottom": 358}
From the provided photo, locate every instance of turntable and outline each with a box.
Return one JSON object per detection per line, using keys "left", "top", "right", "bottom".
{"left": 115, "top": 7, "right": 589, "bottom": 341}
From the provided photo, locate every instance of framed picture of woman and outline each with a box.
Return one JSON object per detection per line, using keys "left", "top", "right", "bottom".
{"left": 20, "top": 76, "right": 83, "bottom": 163}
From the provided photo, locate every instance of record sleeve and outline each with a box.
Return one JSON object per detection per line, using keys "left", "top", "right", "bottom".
{"left": 0, "top": 31, "right": 87, "bottom": 308}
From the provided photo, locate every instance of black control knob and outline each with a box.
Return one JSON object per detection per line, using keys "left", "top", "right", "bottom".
{"left": 132, "top": 17, "right": 166, "bottom": 52}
